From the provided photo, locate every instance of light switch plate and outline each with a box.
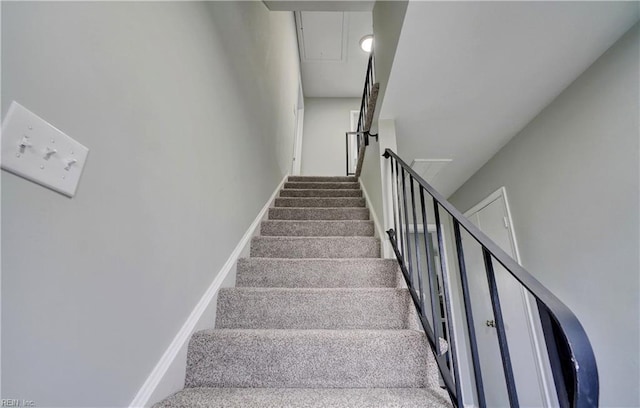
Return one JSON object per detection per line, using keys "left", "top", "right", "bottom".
{"left": 1, "top": 101, "right": 89, "bottom": 197}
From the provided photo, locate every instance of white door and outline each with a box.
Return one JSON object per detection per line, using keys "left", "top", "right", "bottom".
{"left": 464, "top": 188, "right": 548, "bottom": 407}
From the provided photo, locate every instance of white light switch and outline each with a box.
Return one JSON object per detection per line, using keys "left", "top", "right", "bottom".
{"left": 1, "top": 101, "right": 89, "bottom": 197}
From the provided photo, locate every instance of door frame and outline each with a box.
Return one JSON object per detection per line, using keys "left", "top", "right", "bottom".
{"left": 464, "top": 186, "right": 554, "bottom": 407}
{"left": 463, "top": 187, "right": 521, "bottom": 263}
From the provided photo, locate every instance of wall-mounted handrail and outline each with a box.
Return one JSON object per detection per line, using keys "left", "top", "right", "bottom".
{"left": 382, "top": 148, "right": 598, "bottom": 408}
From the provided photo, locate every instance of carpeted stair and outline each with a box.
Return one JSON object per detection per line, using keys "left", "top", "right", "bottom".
{"left": 154, "top": 176, "right": 451, "bottom": 408}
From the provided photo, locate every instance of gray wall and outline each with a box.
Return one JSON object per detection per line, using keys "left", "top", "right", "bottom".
{"left": 301, "top": 97, "right": 360, "bottom": 176}
{"left": 1, "top": 2, "right": 300, "bottom": 406}
{"left": 450, "top": 24, "right": 639, "bottom": 407}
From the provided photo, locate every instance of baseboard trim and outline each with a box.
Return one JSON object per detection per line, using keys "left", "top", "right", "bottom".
{"left": 129, "top": 174, "right": 288, "bottom": 408}
{"left": 359, "top": 179, "right": 385, "bottom": 243}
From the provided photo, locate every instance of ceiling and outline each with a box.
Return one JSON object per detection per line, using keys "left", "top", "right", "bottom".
{"left": 264, "top": 1, "right": 374, "bottom": 12}
{"left": 294, "top": 11, "right": 373, "bottom": 97}
{"left": 380, "top": 1, "right": 639, "bottom": 197}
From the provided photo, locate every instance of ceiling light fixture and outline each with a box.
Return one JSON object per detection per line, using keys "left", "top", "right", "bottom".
{"left": 359, "top": 35, "right": 373, "bottom": 53}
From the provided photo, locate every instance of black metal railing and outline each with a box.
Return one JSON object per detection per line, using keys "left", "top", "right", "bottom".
{"left": 346, "top": 51, "right": 377, "bottom": 176}
{"left": 383, "top": 148, "right": 598, "bottom": 408}
{"left": 357, "top": 51, "right": 376, "bottom": 140}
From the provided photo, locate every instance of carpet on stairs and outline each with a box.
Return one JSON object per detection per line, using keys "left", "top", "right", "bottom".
{"left": 153, "top": 176, "right": 451, "bottom": 408}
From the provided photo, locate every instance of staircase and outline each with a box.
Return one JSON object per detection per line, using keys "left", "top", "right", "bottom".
{"left": 154, "top": 176, "right": 451, "bottom": 407}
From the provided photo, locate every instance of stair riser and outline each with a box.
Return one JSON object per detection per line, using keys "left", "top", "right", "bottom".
{"left": 288, "top": 176, "right": 358, "bottom": 182}
{"left": 250, "top": 237, "right": 380, "bottom": 258}
{"left": 216, "top": 288, "right": 412, "bottom": 329}
{"left": 274, "top": 197, "right": 365, "bottom": 208}
{"left": 185, "top": 330, "right": 430, "bottom": 388}
{"left": 260, "top": 220, "right": 374, "bottom": 236}
{"left": 280, "top": 189, "right": 362, "bottom": 198}
{"left": 284, "top": 182, "right": 360, "bottom": 190}
{"left": 236, "top": 258, "right": 399, "bottom": 288}
{"left": 269, "top": 207, "right": 369, "bottom": 220}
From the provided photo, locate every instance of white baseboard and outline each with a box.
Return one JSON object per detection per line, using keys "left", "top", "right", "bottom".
{"left": 359, "top": 180, "right": 390, "bottom": 257}
{"left": 129, "top": 174, "right": 288, "bottom": 408}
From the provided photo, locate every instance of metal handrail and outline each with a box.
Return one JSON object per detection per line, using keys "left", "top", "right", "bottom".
{"left": 346, "top": 51, "right": 377, "bottom": 176}
{"left": 383, "top": 148, "right": 598, "bottom": 408}
{"left": 357, "top": 51, "right": 375, "bottom": 138}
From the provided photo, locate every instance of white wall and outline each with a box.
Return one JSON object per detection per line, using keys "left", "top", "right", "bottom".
{"left": 449, "top": 24, "right": 639, "bottom": 407}
{"left": 359, "top": 119, "right": 400, "bottom": 259}
{"left": 300, "top": 97, "right": 360, "bottom": 176}
{"left": 1, "top": 2, "right": 300, "bottom": 407}
{"left": 359, "top": 140, "right": 383, "bottom": 228}
{"left": 371, "top": 0, "right": 408, "bottom": 128}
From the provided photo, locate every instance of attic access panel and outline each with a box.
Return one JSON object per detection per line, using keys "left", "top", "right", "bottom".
{"left": 296, "top": 11, "right": 349, "bottom": 62}
{"left": 409, "top": 159, "right": 452, "bottom": 183}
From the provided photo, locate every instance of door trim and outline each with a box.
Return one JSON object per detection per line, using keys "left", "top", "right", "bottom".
{"left": 464, "top": 186, "right": 554, "bottom": 408}
{"left": 463, "top": 187, "right": 521, "bottom": 263}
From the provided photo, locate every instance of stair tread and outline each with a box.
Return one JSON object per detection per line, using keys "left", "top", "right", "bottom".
{"left": 269, "top": 207, "right": 370, "bottom": 220}
{"left": 276, "top": 197, "right": 364, "bottom": 201}
{"left": 194, "top": 328, "right": 422, "bottom": 334}
{"left": 237, "top": 257, "right": 398, "bottom": 287}
{"left": 154, "top": 387, "right": 450, "bottom": 408}
{"left": 216, "top": 288, "right": 412, "bottom": 329}
{"left": 185, "top": 329, "right": 432, "bottom": 388}
{"left": 261, "top": 220, "right": 374, "bottom": 236}
{"left": 250, "top": 236, "right": 380, "bottom": 259}
{"left": 262, "top": 219, "right": 373, "bottom": 223}
{"left": 274, "top": 197, "right": 366, "bottom": 208}
{"left": 284, "top": 182, "right": 360, "bottom": 189}
{"left": 285, "top": 182, "right": 359, "bottom": 185}
{"left": 288, "top": 175, "right": 358, "bottom": 182}
{"left": 272, "top": 206, "right": 368, "bottom": 209}
{"left": 220, "top": 287, "right": 405, "bottom": 292}
{"left": 280, "top": 188, "right": 363, "bottom": 197}
{"left": 241, "top": 257, "right": 394, "bottom": 260}
{"left": 253, "top": 235, "right": 379, "bottom": 240}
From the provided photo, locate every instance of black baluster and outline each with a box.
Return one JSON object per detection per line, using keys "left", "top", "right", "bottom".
{"left": 433, "top": 200, "right": 463, "bottom": 404}
{"left": 453, "top": 221, "right": 487, "bottom": 408}
{"left": 400, "top": 167, "right": 414, "bottom": 287}
{"left": 345, "top": 133, "right": 349, "bottom": 176}
{"left": 395, "top": 160, "right": 406, "bottom": 261}
{"left": 482, "top": 248, "right": 519, "bottom": 408}
{"left": 419, "top": 187, "right": 442, "bottom": 355}
{"left": 409, "top": 176, "right": 426, "bottom": 314}
{"left": 390, "top": 157, "right": 399, "bottom": 242}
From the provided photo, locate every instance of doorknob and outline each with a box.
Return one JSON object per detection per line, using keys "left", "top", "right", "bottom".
{"left": 486, "top": 320, "right": 496, "bottom": 328}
